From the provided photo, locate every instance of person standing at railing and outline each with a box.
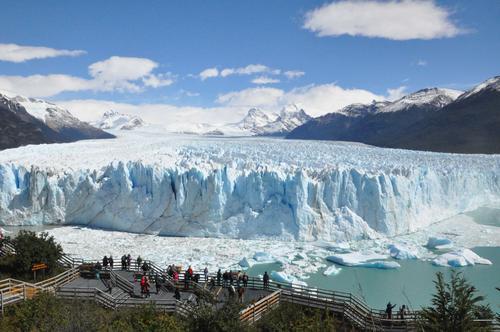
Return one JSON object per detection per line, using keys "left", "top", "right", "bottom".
{"left": 204, "top": 266, "right": 208, "bottom": 282}
{"left": 263, "top": 271, "right": 270, "bottom": 289}
{"left": 127, "top": 254, "right": 132, "bottom": 270}
{"left": 217, "top": 269, "right": 222, "bottom": 286}
{"left": 103, "top": 256, "right": 109, "bottom": 270}
{"left": 94, "top": 261, "right": 102, "bottom": 280}
{"left": 121, "top": 255, "right": 126, "bottom": 270}
{"left": 109, "top": 256, "right": 114, "bottom": 270}
{"left": 242, "top": 273, "right": 248, "bottom": 288}
{"left": 398, "top": 305, "right": 407, "bottom": 320}
{"left": 385, "top": 302, "right": 397, "bottom": 319}
{"left": 137, "top": 256, "right": 143, "bottom": 271}
{"left": 184, "top": 270, "right": 190, "bottom": 290}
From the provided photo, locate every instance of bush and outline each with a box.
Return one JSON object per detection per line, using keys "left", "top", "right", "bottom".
{"left": 0, "top": 231, "right": 63, "bottom": 279}
{"left": 419, "top": 271, "right": 494, "bottom": 332}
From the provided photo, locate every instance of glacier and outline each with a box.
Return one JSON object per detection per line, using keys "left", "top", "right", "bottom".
{"left": 0, "top": 131, "right": 499, "bottom": 242}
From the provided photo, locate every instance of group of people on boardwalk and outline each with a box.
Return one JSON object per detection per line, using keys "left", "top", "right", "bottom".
{"left": 385, "top": 302, "right": 408, "bottom": 320}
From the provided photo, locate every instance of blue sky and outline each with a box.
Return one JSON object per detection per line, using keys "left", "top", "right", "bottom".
{"left": 0, "top": 0, "right": 499, "bottom": 124}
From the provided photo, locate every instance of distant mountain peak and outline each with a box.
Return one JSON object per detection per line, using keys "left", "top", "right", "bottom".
{"left": 459, "top": 76, "right": 500, "bottom": 100}
{"left": 93, "top": 110, "right": 144, "bottom": 130}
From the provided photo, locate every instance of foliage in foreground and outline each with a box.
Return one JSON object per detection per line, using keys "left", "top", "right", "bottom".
{"left": 0, "top": 231, "right": 63, "bottom": 279}
{"left": 255, "top": 302, "right": 339, "bottom": 332}
{"left": 419, "top": 271, "right": 495, "bottom": 332}
{"left": 0, "top": 292, "right": 184, "bottom": 332}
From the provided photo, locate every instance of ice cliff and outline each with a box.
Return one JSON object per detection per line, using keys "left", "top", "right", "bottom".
{"left": 0, "top": 133, "right": 499, "bottom": 241}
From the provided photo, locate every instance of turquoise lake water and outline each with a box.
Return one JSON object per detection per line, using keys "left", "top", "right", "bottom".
{"left": 247, "top": 246, "right": 500, "bottom": 311}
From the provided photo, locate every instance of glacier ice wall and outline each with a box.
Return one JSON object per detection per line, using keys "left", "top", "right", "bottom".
{"left": 0, "top": 160, "right": 499, "bottom": 241}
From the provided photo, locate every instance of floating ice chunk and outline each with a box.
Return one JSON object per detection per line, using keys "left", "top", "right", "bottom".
{"left": 270, "top": 271, "right": 307, "bottom": 287}
{"left": 426, "top": 236, "right": 453, "bottom": 249}
{"left": 432, "top": 248, "right": 492, "bottom": 267}
{"left": 239, "top": 257, "right": 253, "bottom": 268}
{"left": 315, "top": 240, "right": 351, "bottom": 253}
{"left": 326, "top": 252, "right": 388, "bottom": 266}
{"left": 360, "top": 261, "right": 401, "bottom": 269}
{"left": 253, "top": 252, "right": 276, "bottom": 263}
{"left": 388, "top": 244, "right": 418, "bottom": 260}
{"left": 323, "top": 265, "right": 342, "bottom": 276}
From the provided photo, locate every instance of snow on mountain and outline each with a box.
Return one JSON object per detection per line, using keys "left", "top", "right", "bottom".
{"left": 232, "top": 104, "right": 312, "bottom": 136}
{"left": 93, "top": 110, "right": 145, "bottom": 130}
{"left": 458, "top": 76, "right": 500, "bottom": 100}
{"left": 236, "top": 108, "right": 277, "bottom": 132}
{"left": 381, "top": 88, "right": 462, "bottom": 113}
{"left": 0, "top": 131, "right": 499, "bottom": 242}
{"left": 0, "top": 90, "right": 114, "bottom": 150}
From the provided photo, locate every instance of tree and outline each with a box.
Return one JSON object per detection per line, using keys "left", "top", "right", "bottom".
{"left": 420, "top": 271, "right": 494, "bottom": 332}
{"left": 11, "top": 231, "right": 63, "bottom": 276}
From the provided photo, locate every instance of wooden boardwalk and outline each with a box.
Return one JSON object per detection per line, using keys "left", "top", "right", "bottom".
{"left": 1, "top": 243, "right": 499, "bottom": 331}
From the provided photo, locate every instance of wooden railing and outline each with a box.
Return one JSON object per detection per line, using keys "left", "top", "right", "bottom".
{"left": 240, "top": 289, "right": 281, "bottom": 323}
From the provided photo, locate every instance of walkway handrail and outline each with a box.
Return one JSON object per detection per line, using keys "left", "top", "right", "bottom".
{"left": 240, "top": 289, "right": 281, "bottom": 323}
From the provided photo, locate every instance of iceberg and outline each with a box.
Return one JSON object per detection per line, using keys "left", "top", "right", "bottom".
{"left": 326, "top": 251, "right": 400, "bottom": 269}
{"left": 426, "top": 237, "right": 453, "bottom": 250}
{"left": 253, "top": 252, "right": 276, "bottom": 263}
{"left": 388, "top": 243, "right": 418, "bottom": 260}
{"left": 432, "top": 248, "right": 493, "bottom": 267}
{"left": 1, "top": 133, "right": 499, "bottom": 242}
{"left": 270, "top": 271, "right": 307, "bottom": 287}
{"left": 238, "top": 257, "right": 253, "bottom": 268}
{"left": 323, "top": 265, "right": 342, "bottom": 276}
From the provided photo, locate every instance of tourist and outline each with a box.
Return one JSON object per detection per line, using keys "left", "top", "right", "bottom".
{"left": 385, "top": 302, "right": 397, "bottom": 319}
{"left": 398, "top": 305, "right": 407, "bottom": 320}
{"left": 209, "top": 277, "right": 216, "bottom": 290}
{"left": 229, "top": 270, "right": 233, "bottom": 285}
{"left": 167, "top": 264, "right": 173, "bottom": 277}
{"left": 126, "top": 254, "right": 132, "bottom": 270}
{"left": 222, "top": 271, "right": 228, "bottom": 287}
{"left": 184, "top": 270, "right": 190, "bottom": 289}
{"left": 145, "top": 276, "right": 151, "bottom": 297}
{"left": 242, "top": 273, "right": 248, "bottom": 287}
{"left": 155, "top": 274, "right": 161, "bottom": 294}
{"left": 174, "top": 288, "right": 181, "bottom": 301}
{"left": 95, "top": 261, "right": 102, "bottom": 280}
{"left": 173, "top": 270, "right": 179, "bottom": 283}
{"left": 121, "top": 255, "right": 126, "bottom": 270}
{"left": 103, "top": 255, "right": 108, "bottom": 269}
{"left": 142, "top": 261, "right": 149, "bottom": 273}
{"left": 140, "top": 275, "right": 146, "bottom": 295}
{"left": 204, "top": 266, "right": 209, "bottom": 282}
{"left": 217, "top": 269, "right": 222, "bottom": 286}
{"left": 238, "top": 286, "right": 245, "bottom": 303}
{"left": 137, "top": 256, "right": 143, "bottom": 270}
{"left": 109, "top": 256, "right": 114, "bottom": 270}
{"left": 263, "top": 271, "right": 269, "bottom": 289}
{"left": 187, "top": 265, "right": 193, "bottom": 279}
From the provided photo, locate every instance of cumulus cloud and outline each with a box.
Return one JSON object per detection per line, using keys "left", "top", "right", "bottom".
{"left": 304, "top": 0, "right": 464, "bottom": 40}
{"left": 0, "top": 56, "right": 174, "bottom": 97}
{"left": 216, "top": 83, "right": 385, "bottom": 116}
{"left": 199, "top": 67, "right": 219, "bottom": 80}
{"left": 386, "top": 86, "right": 408, "bottom": 101}
{"left": 0, "top": 43, "right": 86, "bottom": 63}
{"left": 284, "top": 70, "right": 305, "bottom": 79}
{"left": 251, "top": 76, "right": 280, "bottom": 84}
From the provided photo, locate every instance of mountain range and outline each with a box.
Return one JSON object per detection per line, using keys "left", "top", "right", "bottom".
{"left": 0, "top": 91, "right": 114, "bottom": 150}
{"left": 287, "top": 76, "right": 500, "bottom": 154}
{"left": 92, "top": 110, "right": 145, "bottom": 130}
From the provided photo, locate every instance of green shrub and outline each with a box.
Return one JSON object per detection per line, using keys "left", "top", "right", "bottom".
{"left": 419, "top": 271, "right": 494, "bottom": 332}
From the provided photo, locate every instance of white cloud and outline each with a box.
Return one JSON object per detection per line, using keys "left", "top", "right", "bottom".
{"left": 220, "top": 64, "right": 270, "bottom": 77}
{"left": 142, "top": 73, "right": 175, "bottom": 88}
{"left": 304, "top": 0, "right": 464, "bottom": 40}
{"left": 284, "top": 70, "right": 305, "bottom": 79}
{"left": 216, "top": 83, "right": 384, "bottom": 117}
{"left": 416, "top": 59, "right": 428, "bottom": 66}
{"left": 216, "top": 87, "right": 285, "bottom": 108}
{"left": 0, "top": 74, "right": 94, "bottom": 97}
{"left": 386, "top": 86, "right": 407, "bottom": 101}
{"left": 251, "top": 76, "right": 280, "bottom": 84}
{"left": 0, "top": 43, "right": 86, "bottom": 63}
{"left": 0, "top": 56, "right": 173, "bottom": 97}
{"left": 199, "top": 67, "right": 219, "bottom": 80}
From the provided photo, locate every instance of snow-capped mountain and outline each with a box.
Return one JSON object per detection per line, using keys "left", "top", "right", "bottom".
{"left": 0, "top": 90, "right": 114, "bottom": 150}
{"left": 236, "top": 108, "right": 277, "bottom": 132}
{"left": 288, "top": 76, "right": 500, "bottom": 153}
{"left": 381, "top": 88, "right": 462, "bottom": 113}
{"left": 458, "top": 76, "right": 500, "bottom": 100}
{"left": 232, "top": 104, "right": 312, "bottom": 136}
{"left": 93, "top": 110, "right": 145, "bottom": 130}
